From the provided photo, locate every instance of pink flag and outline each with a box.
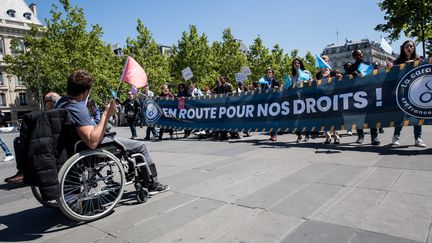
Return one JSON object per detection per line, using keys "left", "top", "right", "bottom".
{"left": 121, "top": 56, "right": 148, "bottom": 88}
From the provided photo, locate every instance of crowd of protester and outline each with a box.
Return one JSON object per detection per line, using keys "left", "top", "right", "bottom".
{"left": 2, "top": 40, "right": 429, "bottom": 185}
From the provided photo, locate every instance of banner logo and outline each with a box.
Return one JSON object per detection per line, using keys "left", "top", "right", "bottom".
{"left": 143, "top": 99, "right": 162, "bottom": 125}
{"left": 396, "top": 64, "right": 432, "bottom": 119}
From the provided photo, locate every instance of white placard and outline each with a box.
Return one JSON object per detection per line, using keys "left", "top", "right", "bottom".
{"left": 241, "top": 66, "right": 252, "bottom": 76}
{"left": 235, "top": 73, "right": 248, "bottom": 83}
{"left": 181, "top": 67, "right": 193, "bottom": 81}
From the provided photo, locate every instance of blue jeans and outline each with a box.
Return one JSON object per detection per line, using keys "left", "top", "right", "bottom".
{"left": 128, "top": 115, "right": 138, "bottom": 137}
{"left": 394, "top": 125, "right": 422, "bottom": 140}
{"left": 0, "top": 137, "right": 12, "bottom": 156}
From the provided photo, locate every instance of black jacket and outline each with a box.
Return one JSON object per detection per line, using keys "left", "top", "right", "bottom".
{"left": 19, "top": 109, "right": 76, "bottom": 200}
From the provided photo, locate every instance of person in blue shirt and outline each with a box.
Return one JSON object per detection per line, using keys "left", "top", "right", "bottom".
{"left": 55, "top": 70, "right": 169, "bottom": 195}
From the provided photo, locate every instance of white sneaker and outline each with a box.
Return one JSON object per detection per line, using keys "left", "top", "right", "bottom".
{"left": 391, "top": 135, "right": 400, "bottom": 147}
{"left": 347, "top": 130, "right": 353, "bottom": 136}
{"left": 3, "top": 155, "right": 14, "bottom": 162}
{"left": 415, "top": 138, "right": 426, "bottom": 148}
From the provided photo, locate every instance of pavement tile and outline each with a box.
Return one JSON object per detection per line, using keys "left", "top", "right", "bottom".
{"left": 269, "top": 183, "right": 344, "bottom": 218}
{"left": 280, "top": 220, "right": 355, "bottom": 243}
{"left": 117, "top": 198, "right": 225, "bottom": 242}
{"left": 214, "top": 211, "right": 304, "bottom": 243}
{"left": 148, "top": 204, "right": 262, "bottom": 243}
{"left": 315, "top": 164, "right": 369, "bottom": 186}
{"left": 391, "top": 170, "right": 432, "bottom": 196}
{"left": 351, "top": 229, "right": 422, "bottom": 243}
{"left": 89, "top": 192, "right": 197, "bottom": 233}
{"left": 360, "top": 192, "right": 432, "bottom": 242}
{"left": 313, "top": 188, "right": 385, "bottom": 228}
{"left": 357, "top": 167, "right": 403, "bottom": 190}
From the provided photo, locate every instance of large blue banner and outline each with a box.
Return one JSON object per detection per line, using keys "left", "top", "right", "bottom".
{"left": 144, "top": 60, "right": 432, "bottom": 133}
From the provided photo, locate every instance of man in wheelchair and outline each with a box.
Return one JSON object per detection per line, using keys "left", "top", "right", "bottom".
{"left": 55, "top": 69, "right": 169, "bottom": 195}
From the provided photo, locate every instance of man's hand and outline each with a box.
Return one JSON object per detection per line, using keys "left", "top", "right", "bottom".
{"left": 105, "top": 100, "right": 117, "bottom": 117}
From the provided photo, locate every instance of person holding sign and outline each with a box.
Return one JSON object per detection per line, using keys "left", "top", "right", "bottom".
{"left": 346, "top": 49, "right": 380, "bottom": 145}
{"left": 389, "top": 40, "right": 426, "bottom": 147}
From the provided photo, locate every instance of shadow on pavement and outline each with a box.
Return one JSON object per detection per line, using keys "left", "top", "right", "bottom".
{"left": 228, "top": 138, "right": 432, "bottom": 156}
{"left": 0, "top": 206, "right": 79, "bottom": 241}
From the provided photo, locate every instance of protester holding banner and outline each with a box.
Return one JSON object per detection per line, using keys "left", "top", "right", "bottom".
{"left": 346, "top": 49, "right": 380, "bottom": 145}
{"left": 213, "top": 75, "right": 233, "bottom": 140}
{"left": 315, "top": 55, "right": 341, "bottom": 144}
{"left": 177, "top": 83, "right": 192, "bottom": 138}
{"left": 122, "top": 92, "right": 141, "bottom": 139}
{"left": 259, "top": 68, "right": 280, "bottom": 141}
{"left": 389, "top": 40, "right": 426, "bottom": 147}
{"left": 158, "top": 84, "right": 175, "bottom": 139}
{"left": 291, "top": 59, "right": 313, "bottom": 143}
{"left": 141, "top": 85, "right": 158, "bottom": 140}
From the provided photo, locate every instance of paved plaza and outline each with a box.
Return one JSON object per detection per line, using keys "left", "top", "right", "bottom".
{"left": 0, "top": 126, "right": 431, "bottom": 243}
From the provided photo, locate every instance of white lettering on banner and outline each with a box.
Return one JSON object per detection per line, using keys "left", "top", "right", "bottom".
{"left": 354, "top": 91, "right": 368, "bottom": 108}
{"left": 161, "top": 91, "right": 374, "bottom": 120}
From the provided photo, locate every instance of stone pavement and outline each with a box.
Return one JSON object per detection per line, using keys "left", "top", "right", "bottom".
{"left": 0, "top": 126, "right": 431, "bottom": 243}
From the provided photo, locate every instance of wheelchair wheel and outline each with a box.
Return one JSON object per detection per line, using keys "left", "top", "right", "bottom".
{"left": 31, "top": 186, "right": 58, "bottom": 208}
{"left": 57, "top": 149, "right": 125, "bottom": 222}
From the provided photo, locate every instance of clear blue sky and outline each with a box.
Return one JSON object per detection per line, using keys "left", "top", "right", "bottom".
{"left": 24, "top": 0, "right": 408, "bottom": 56}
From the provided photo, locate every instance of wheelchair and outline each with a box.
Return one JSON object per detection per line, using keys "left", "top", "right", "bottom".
{"left": 31, "top": 134, "right": 153, "bottom": 222}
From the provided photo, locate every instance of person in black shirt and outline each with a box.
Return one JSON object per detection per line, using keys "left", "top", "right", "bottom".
{"left": 122, "top": 92, "right": 141, "bottom": 139}
{"left": 346, "top": 49, "right": 380, "bottom": 145}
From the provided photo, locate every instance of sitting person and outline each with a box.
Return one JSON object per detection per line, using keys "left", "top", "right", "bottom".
{"left": 55, "top": 70, "right": 169, "bottom": 195}
{"left": 4, "top": 92, "right": 61, "bottom": 184}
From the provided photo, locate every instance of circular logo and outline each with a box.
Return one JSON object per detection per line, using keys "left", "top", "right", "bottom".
{"left": 143, "top": 99, "right": 162, "bottom": 124}
{"left": 396, "top": 64, "right": 432, "bottom": 119}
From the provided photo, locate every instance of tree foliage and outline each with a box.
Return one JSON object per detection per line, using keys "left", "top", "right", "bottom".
{"left": 210, "top": 28, "right": 247, "bottom": 88}
{"left": 4, "top": 0, "right": 122, "bottom": 106}
{"left": 171, "top": 25, "right": 214, "bottom": 90}
{"left": 123, "top": 19, "right": 171, "bottom": 96}
{"left": 375, "top": 0, "right": 432, "bottom": 56}
{"left": 246, "top": 36, "right": 272, "bottom": 83}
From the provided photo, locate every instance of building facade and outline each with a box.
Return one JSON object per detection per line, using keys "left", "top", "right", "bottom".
{"left": 322, "top": 39, "right": 395, "bottom": 72}
{"left": 0, "top": 0, "right": 42, "bottom": 123}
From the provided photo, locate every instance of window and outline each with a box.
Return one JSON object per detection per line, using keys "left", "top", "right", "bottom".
{"left": 7, "top": 9, "right": 16, "bottom": 18}
{"left": 0, "top": 72, "right": 3, "bottom": 85}
{"left": 17, "top": 76, "right": 26, "bottom": 86}
{"left": 11, "top": 39, "right": 25, "bottom": 55}
{"left": 0, "top": 93, "right": 6, "bottom": 106}
{"left": 23, "top": 12, "right": 32, "bottom": 20}
{"left": 0, "top": 38, "right": 4, "bottom": 56}
{"left": 19, "top": 93, "right": 28, "bottom": 106}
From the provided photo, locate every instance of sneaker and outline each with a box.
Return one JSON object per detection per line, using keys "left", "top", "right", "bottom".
{"left": 347, "top": 130, "right": 353, "bottom": 136}
{"left": 302, "top": 137, "right": 309, "bottom": 143}
{"left": 356, "top": 136, "right": 364, "bottom": 144}
{"left": 296, "top": 137, "right": 302, "bottom": 143}
{"left": 379, "top": 128, "right": 385, "bottom": 133}
{"left": 149, "top": 183, "right": 170, "bottom": 196}
{"left": 415, "top": 138, "right": 426, "bottom": 148}
{"left": 391, "top": 135, "right": 400, "bottom": 147}
{"left": 371, "top": 137, "right": 381, "bottom": 146}
{"left": 3, "top": 155, "right": 14, "bottom": 162}
{"left": 270, "top": 136, "right": 277, "bottom": 141}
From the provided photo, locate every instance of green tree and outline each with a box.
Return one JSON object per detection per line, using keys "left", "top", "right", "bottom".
{"left": 268, "top": 44, "right": 291, "bottom": 83}
{"left": 375, "top": 0, "right": 432, "bottom": 56}
{"left": 246, "top": 36, "right": 272, "bottom": 82}
{"left": 171, "top": 25, "right": 214, "bottom": 90}
{"left": 5, "top": 0, "right": 122, "bottom": 107}
{"left": 123, "top": 19, "right": 171, "bottom": 95}
{"left": 211, "top": 28, "right": 247, "bottom": 87}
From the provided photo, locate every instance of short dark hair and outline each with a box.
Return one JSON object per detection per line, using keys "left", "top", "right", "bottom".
{"left": 67, "top": 70, "right": 93, "bottom": 96}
